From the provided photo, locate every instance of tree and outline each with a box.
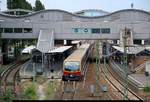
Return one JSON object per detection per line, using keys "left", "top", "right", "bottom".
{"left": 24, "top": 1, "right": 32, "bottom": 10}
{"left": 34, "top": 0, "right": 45, "bottom": 11}
{"left": 7, "top": 0, "right": 12, "bottom": 9}
{"left": 7, "top": 0, "right": 32, "bottom": 10}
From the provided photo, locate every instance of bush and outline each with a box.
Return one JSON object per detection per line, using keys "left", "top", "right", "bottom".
{"left": 143, "top": 86, "right": 150, "bottom": 93}
{"left": 23, "top": 83, "right": 38, "bottom": 100}
{"left": 2, "top": 89, "right": 14, "bottom": 102}
{"left": 44, "top": 80, "right": 59, "bottom": 99}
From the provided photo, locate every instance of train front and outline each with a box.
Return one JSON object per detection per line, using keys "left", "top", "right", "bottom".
{"left": 62, "top": 61, "right": 82, "bottom": 81}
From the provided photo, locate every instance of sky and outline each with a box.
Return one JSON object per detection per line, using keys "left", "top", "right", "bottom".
{"left": 0, "top": 0, "right": 150, "bottom": 12}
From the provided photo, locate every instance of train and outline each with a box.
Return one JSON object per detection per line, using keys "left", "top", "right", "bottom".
{"left": 100, "top": 42, "right": 110, "bottom": 63}
{"left": 62, "top": 43, "right": 94, "bottom": 81}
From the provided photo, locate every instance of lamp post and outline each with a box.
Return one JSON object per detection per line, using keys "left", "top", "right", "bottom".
{"left": 123, "top": 27, "right": 129, "bottom": 100}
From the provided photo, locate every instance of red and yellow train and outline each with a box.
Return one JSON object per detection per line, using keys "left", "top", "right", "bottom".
{"left": 62, "top": 43, "right": 93, "bottom": 81}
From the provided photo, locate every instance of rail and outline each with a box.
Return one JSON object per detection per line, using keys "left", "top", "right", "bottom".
{"left": 111, "top": 61, "right": 142, "bottom": 88}
{"left": 106, "top": 62, "right": 143, "bottom": 100}
{"left": 0, "top": 60, "right": 27, "bottom": 95}
{"left": 61, "top": 81, "right": 77, "bottom": 100}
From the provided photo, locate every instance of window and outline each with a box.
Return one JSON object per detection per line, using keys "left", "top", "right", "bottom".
{"left": 23, "top": 28, "right": 32, "bottom": 33}
{"left": 0, "top": 28, "right": 3, "bottom": 33}
{"left": 64, "top": 62, "right": 80, "bottom": 71}
{"left": 91, "top": 28, "right": 100, "bottom": 34}
{"left": 101, "top": 28, "right": 110, "bottom": 34}
{"left": 74, "top": 28, "right": 79, "bottom": 33}
{"left": 73, "top": 28, "right": 83, "bottom": 34}
{"left": 4, "top": 28, "right": 13, "bottom": 33}
{"left": 14, "top": 28, "right": 22, "bottom": 33}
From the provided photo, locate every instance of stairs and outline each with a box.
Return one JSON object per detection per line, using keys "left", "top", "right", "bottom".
{"left": 37, "top": 29, "right": 54, "bottom": 53}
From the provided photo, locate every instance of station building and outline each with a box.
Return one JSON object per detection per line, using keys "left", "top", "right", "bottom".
{"left": 0, "top": 9, "right": 150, "bottom": 64}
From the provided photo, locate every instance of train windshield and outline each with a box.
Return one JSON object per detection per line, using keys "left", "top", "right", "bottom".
{"left": 64, "top": 62, "right": 80, "bottom": 71}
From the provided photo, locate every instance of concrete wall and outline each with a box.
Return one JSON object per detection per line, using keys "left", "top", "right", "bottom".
{"left": 0, "top": 9, "right": 150, "bottom": 40}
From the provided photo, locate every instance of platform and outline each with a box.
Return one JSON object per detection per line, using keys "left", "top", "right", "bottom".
{"left": 129, "top": 74, "right": 150, "bottom": 88}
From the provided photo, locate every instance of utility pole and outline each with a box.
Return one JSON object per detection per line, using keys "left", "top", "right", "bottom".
{"left": 94, "top": 40, "right": 101, "bottom": 96}
{"left": 33, "top": 62, "right": 36, "bottom": 83}
{"left": 103, "top": 41, "right": 107, "bottom": 77}
{"left": 123, "top": 27, "right": 128, "bottom": 100}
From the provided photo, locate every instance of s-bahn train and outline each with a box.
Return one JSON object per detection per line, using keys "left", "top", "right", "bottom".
{"left": 62, "top": 43, "right": 93, "bottom": 81}
{"left": 100, "top": 42, "right": 110, "bottom": 63}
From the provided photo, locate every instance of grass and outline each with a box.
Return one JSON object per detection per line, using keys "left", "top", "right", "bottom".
{"left": 43, "top": 79, "right": 60, "bottom": 100}
{"left": 0, "top": 88, "right": 15, "bottom": 102}
{"left": 19, "top": 77, "right": 60, "bottom": 100}
{"left": 21, "top": 81, "right": 38, "bottom": 100}
{"left": 143, "top": 86, "right": 150, "bottom": 93}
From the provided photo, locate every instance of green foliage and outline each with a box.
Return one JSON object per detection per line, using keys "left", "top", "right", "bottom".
{"left": 7, "top": 0, "right": 32, "bottom": 10}
{"left": 45, "top": 80, "right": 59, "bottom": 99}
{"left": 7, "top": 0, "right": 45, "bottom": 12}
{"left": 23, "top": 83, "right": 38, "bottom": 100}
{"left": 1, "top": 89, "right": 14, "bottom": 102}
{"left": 143, "top": 86, "right": 150, "bottom": 92}
{"left": 34, "top": 0, "right": 45, "bottom": 11}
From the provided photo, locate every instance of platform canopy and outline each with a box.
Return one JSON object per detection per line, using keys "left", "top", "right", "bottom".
{"left": 49, "top": 46, "right": 72, "bottom": 53}
{"left": 112, "top": 46, "right": 146, "bottom": 54}
{"left": 21, "top": 45, "right": 36, "bottom": 54}
{"left": 71, "top": 40, "right": 81, "bottom": 44}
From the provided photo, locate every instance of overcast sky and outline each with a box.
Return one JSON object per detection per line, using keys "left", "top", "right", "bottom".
{"left": 0, "top": 0, "right": 150, "bottom": 12}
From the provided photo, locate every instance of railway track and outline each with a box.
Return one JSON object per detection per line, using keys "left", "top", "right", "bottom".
{"left": 60, "top": 58, "right": 90, "bottom": 100}
{"left": 0, "top": 61, "right": 25, "bottom": 95}
{"left": 61, "top": 81, "right": 77, "bottom": 100}
{"left": 100, "top": 62, "right": 143, "bottom": 101}
{"left": 58, "top": 60, "right": 91, "bottom": 100}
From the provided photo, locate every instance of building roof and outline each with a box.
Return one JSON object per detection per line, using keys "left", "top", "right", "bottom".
{"left": 21, "top": 45, "right": 36, "bottom": 54}
{"left": 71, "top": 40, "right": 81, "bottom": 44}
{"left": 112, "top": 46, "right": 146, "bottom": 54}
{"left": 49, "top": 46, "right": 72, "bottom": 53}
{"left": 74, "top": 9, "right": 109, "bottom": 17}
{"left": 64, "top": 44, "right": 90, "bottom": 62}
{"left": 0, "top": 9, "right": 149, "bottom": 18}
{"left": 36, "top": 29, "right": 54, "bottom": 53}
